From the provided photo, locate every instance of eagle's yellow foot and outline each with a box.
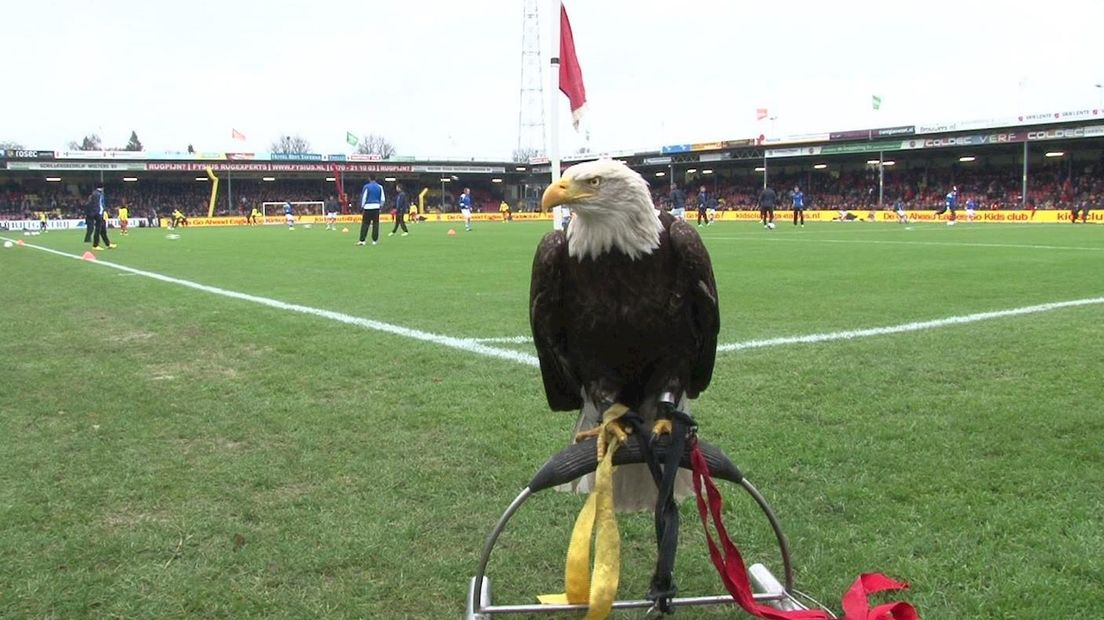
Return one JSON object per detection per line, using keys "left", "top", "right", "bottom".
{"left": 596, "top": 420, "right": 631, "bottom": 460}
{"left": 574, "top": 403, "right": 635, "bottom": 460}
{"left": 605, "top": 421, "right": 630, "bottom": 443}
{"left": 576, "top": 419, "right": 631, "bottom": 460}
{"left": 652, "top": 418, "right": 673, "bottom": 437}
{"left": 574, "top": 426, "right": 602, "bottom": 443}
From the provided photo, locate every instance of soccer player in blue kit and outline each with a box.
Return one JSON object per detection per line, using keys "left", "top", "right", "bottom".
{"left": 283, "top": 201, "right": 295, "bottom": 229}
{"left": 894, "top": 197, "right": 909, "bottom": 224}
{"left": 458, "top": 187, "right": 473, "bottom": 231}
{"left": 791, "top": 185, "right": 805, "bottom": 227}
{"left": 935, "top": 186, "right": 958, "bottom": 225}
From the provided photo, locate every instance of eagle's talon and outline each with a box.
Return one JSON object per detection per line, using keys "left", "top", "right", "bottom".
{"left": 578, "top": 419, "right": 633, "bottom": 461}
{"left": 574, "top": 427, "right": 602, "bottom": 443}
{"left": 652, "top": 419, "right": 673, "bottom": 436}
{"left": 607, "top": 421, "right": 630, "bottom": 443}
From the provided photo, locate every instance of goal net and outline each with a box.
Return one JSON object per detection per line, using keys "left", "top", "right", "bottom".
{"left": 260, "top": 201, "right": 325, "bottom": 225}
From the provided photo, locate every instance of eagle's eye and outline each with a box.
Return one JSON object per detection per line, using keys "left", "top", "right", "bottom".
{"left": 587, "top": 177, "right": 601, "bottom": 188}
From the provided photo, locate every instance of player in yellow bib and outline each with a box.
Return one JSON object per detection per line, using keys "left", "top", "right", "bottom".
{"left": 248, "top": 207, "right": 261, "bottom": 225}
{"left": 171, "top": 209, "right": 188, "bottom": 228}
{"left": 118, "top": 205, "right": 129, "bottom": 235}
{"left": 499, "top": 200, "right": 512, "bottom": 222}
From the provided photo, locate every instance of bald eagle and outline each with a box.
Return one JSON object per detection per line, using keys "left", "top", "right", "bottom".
{"left": 531, "top": 159, "right": 720, "bottom": 512}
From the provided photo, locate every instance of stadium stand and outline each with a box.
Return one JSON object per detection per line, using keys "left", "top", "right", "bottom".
{"left": 0, "top": 179, "right": 512, "bottom": 220}
{"left": 4, "top": 116, "right": 1103, "bottom": 220}
{"left": 651, "top": 164, "right": 1102, "bottom": 213}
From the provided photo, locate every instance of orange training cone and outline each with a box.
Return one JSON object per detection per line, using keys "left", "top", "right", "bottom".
{"left": 16, "top": 239, "right": 25, "bottom": 246}
{"left": 447, "top": 228, "right": 457, "bottom": 236}
{"left": 81, "top": 251, "right": 96, "bottom": 260}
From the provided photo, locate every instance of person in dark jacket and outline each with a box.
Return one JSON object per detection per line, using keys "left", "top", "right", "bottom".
{"left": 83, "top": 188, "right": 99, "bottom": 243}
{"left": 389, "top": 183, "right": 410, "bottom": 237}
{"left": 668, "top": 183, "right": 686, "bottom": 219}
{"left": 758, "top": 185, "right": 777, "bottom": 228}
{"left": 86, "top": 182, "right": 115, "bottom": 249}
{"left": 696, "top": 185, "right": 709, "bottom": 227}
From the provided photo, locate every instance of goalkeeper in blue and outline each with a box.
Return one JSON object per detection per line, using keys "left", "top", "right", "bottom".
{"left": 894, "top": 197, "right": 909, "bottom": 224}
{"left": 283, "top": 201, "right": 295, "bottom": 229}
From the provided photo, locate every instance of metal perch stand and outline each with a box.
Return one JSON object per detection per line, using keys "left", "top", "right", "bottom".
{"left": 466, "top": 436, "right": 834, "bottom": 618}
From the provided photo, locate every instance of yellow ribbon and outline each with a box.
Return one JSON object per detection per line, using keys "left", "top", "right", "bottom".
{"left": 538, "top": 404, "right": 628, "bottom": 619}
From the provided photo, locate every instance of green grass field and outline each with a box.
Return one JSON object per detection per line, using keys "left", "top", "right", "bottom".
{"left": 1, "top": 219, "right": 1102, "bottom": 619}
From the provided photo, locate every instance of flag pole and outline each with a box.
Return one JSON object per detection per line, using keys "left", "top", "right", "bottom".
{"left": 549, "top": 0, "right": 561, "bottom": 185}
{"left": 878, "top": 150, "right": 885, "bottom": 208}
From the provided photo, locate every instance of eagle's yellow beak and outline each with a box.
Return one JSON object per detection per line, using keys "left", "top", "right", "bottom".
{"left": 542, "top": 177, "right": 591, "bottom": 211}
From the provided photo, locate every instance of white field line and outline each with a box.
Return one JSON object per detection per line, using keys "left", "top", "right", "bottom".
{"left": 707, "top": 235, "right": 1104, "bottom": 252}
{"left": 471, "top": 296, "right": 1104, "bottom": 353}
{"left": 716, "top": 297, "right": 1104, "bottom": 352}
{"left": 470, "top": 336, "right": 533, "bottom": 344}
{"left": 8, "top": 238, "right": 1101, "bottom": 365}
{"left": 470, "top": 296, "right": 1104, "bottom": 353}
{"left": 7, "top": 239, "right": 541, "bottom": 368}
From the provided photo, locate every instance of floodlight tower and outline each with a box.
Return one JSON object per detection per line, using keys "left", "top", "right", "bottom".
{"left": 517, "top": 0, "right": 546, "bottom": 160}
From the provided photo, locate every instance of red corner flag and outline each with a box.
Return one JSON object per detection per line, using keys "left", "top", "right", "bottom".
{"left": 559, "top": 3, "right": 587, "bottom": 130}
{"left": 756, "top": 108, "right": 769, "bottom": 121}
{"left": 231, "top": 128, "right": 247, "bottom": 141}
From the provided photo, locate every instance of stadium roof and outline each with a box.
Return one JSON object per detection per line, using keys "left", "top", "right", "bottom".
{"left": 4, "top": 107, "right": 1103, "bottom": 173}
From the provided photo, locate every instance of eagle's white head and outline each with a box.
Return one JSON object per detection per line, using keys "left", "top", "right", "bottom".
{"left": 542, "top": 159, "right": 661, "bottom": 261}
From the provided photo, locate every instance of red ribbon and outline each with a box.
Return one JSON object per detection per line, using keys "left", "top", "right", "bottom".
{"left": 841, "top": 574, "right": 918, "bottom": 620}
{"left": 689, "top": 441, "right": 918, "bottom": 620}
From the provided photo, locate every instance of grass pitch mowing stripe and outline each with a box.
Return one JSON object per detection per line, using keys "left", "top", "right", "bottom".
{"left": 3, "top": 236, "right": 540, "bottom": 368}
{"left": 710, "top": 234, "right": 1104, "bottom": 252}
{"left": 10, "top": 232, "right": 1100, "bottom": 367}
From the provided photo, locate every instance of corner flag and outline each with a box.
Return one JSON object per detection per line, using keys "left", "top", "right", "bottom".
{"left": 559, "top": 3, "right": 587, "bottom": 130}
{"left": 231, "top": 129, "right": 246, "bottom": 141}
{"left": 872, "top": 95, "right": 882, "bottom": 110}
{"left": 346, "top": 132, "right": 359, "bottom": 147}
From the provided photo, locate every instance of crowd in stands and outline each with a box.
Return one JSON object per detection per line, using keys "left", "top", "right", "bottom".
{"left": 659, "top": 160, "right": 1104, "bottom": 212}
{"left": 3, "top": 161, "right": 1102, "bottom": 220}
{"left": 0, "top": 179, "right": 512, "bottom": 220}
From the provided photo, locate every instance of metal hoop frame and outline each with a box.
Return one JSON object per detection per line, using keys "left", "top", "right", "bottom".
{"left": 466, "top": 473, "right": 831, "bottom": 618}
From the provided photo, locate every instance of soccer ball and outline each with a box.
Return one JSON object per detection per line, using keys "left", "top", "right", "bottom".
{"left": 767, "top": 222, "right": 776, "bottom": 229}
{"left": 3, "top": 241, "right": 12, "bottom": 248}
{"left": 304, "top": 224, "right": 312, "bottom": 229}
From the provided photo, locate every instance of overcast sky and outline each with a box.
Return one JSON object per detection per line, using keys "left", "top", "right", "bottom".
{"left": 2, "top": 0, "right": 1102, "bottom": 159}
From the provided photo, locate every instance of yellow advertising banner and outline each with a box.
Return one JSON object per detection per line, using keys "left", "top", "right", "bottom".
{"left": 714, "top": 209, "right": 1099, "bottom": 224}
{"left": 170, "top": 209, "right": 1098, "bottom": 228}
{"left": 420, "top": 213, "right": 523, "bottom": 223}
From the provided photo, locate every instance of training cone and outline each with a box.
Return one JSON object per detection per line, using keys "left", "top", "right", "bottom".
{"left": 81, "top": 251, "right": 96, "bottom": 261}
{"left": 16, "top": 239, "right": 25, "bottom": 246}
{"left": 341, "top": 227, "right": 349, "bottom": 233}
{"left": 447, "top": 228, "right": 457, "bottom": 236}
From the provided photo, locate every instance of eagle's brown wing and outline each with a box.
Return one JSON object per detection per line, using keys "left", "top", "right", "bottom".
{"left": 669, "top": 219, "right": 720, "bottom": 397}
{"left": 529, "top": 230, "right": 583, "bottom": 411}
